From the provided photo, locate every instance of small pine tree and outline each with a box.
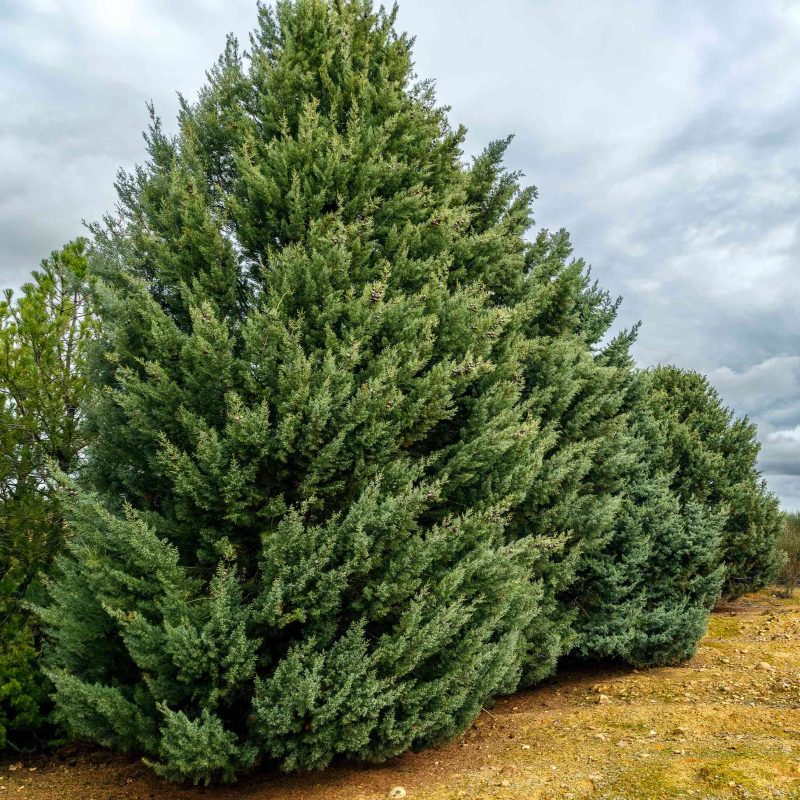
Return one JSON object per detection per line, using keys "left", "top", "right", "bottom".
{"left": 0, "top": 240, "right": 94, "bottom": 749}
{"left": 648, "top": 366, "right": 782, "bottom": 599}
{"left": 42, "top": 0, "right": 557, "bottom": 782}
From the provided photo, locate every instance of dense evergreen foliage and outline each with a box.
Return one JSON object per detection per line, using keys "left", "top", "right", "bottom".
{"left": 461, "top": 147, "right": 726, "bottom": 671}
{"left": 647, "top": 366, "right": 783, "bottom": 599}
{"left": 41, "top": 1, "right": 559, "bottom": 782}
{"left": 0, "top": 240, "right": 94, "bottom": 749}
{"left": 0, "top": 0, "right": 774, "bottom": 783}
{"left": 563, "top": 366, "right": 725, "bottom": 669}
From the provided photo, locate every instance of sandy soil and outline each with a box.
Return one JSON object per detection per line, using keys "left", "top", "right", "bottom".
{"left": 3, "top": 588, "right": 800, "bottom": 800}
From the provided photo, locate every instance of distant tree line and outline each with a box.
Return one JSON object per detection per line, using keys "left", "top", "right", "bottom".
{"left": 779, "top": 513, "right": 800, "bottom": 597}
{"left": 0, "top": 0, "right": 788, "bottom": 783}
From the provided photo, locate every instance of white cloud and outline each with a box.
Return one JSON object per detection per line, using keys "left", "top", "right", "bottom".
{"left": 769, "top": 426, "right": 800, "bottom": 443}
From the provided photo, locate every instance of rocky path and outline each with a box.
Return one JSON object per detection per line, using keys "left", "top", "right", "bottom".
{"left": 3, "top": 589, "right": 800, "bottom": 800}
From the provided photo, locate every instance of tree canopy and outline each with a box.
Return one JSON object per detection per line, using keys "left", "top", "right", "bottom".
{"left": 0, "top": 239, "right": 95, "bottom": 749}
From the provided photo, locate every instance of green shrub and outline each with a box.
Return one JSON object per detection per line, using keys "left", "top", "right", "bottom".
{"left": 0, "top": 609, "right": 48, "bottom": 750}
{"left": 0, "top": 240, "right": 94, "bottom": 749}
{"left": 647, "top": 366, "right": 782, "bottom": 598}
{"left": 777, "top": 512, "right": 800, "bottom": 597}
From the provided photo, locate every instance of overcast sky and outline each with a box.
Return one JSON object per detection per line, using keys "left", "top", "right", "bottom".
{"left": 1, "top": 0, "right": 798, "bottom": 508}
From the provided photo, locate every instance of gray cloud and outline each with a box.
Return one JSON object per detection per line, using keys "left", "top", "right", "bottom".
{"left": 709, "top": 357, "right": 800, "bottom": 507}
{"left": 1, "top": 0, "right": 797, "bottom": 508}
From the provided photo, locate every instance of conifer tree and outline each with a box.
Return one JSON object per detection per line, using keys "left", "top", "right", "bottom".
{"left": 0, "top": 240, "right": 94, "bottom": 749}
{"left": 648, "top": 366, "right": 782, "bottom": 598}
{"left": 38, "top": 3, "right": 752, "bottom": 782}
{"left": 557, "top": 354, "right": 726, "bottom": 668}
{"left": 457, "top": 139, "right": 638, "bottom": 682}
{"left": 42, "top": 0, "right": 556, "bottom": 782}
{"left": 620, "top": 372, "right": 725, "bottom": 666}
{"left": 457, "top": 143, "right": 724, "bottom": 672}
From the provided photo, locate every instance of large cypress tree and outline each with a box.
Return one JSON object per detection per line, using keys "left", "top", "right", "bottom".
{"left": 42, "top": 0, "right": 559, "bottom": 783}
{"left": 39, "top": 2, "right": 749, "bottom": 783}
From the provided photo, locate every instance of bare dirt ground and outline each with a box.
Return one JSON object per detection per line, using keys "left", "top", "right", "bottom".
{"left": 3, "top": 588, "right": 800, "bottom": 800}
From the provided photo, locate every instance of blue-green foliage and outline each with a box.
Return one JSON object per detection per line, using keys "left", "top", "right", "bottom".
{"left": 36, "top": 0, "right": 779, "bottom": 783}
{"left": 43, "top": 0, "right": 548, "bottom": 781}
{"left": 648, "top": 366, "right": 782, "bottom": 599}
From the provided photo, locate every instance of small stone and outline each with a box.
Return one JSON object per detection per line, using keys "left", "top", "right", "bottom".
{"left": 521, "top": 744, "right": 531, "bottom": 750}
{"left": 500, "top": 779, "right": 511, "bottom": 787}
{"left": 597, "top": 694, "right": 612, "bottom": 705}
{"left": 648, "top": 729, "right": 657, "bottom": 737}
{"left": 757, "top": 661, "right": 776, "bottom": 672}
{"left": 387, "top": 788, "right": 407, "bottom": 800}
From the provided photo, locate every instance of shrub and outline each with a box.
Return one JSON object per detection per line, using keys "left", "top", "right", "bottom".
{"left": 647, "top": 366, "right": 782, "bottom": 598}
{"left": 777, "top": 512, "right": 800, "bottom": 597}
{"left": 0, "top": 240, "right": 94, "bottom": 749}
